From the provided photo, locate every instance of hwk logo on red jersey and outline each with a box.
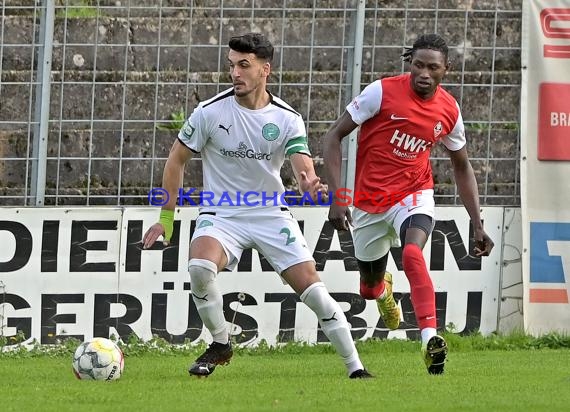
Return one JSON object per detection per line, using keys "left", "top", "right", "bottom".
{"left": 434, "top": 121, "right": 443, "bottom": 138}
{"left": 390, "top": 130, "right": 432, "bottom": 159}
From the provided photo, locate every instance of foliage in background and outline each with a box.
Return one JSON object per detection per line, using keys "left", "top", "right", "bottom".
{"left": 157, "top": 108, "right": 187, "bottom": 131}
{"left": 55, "top": 1, "right": 100, "bottom": 18}
{"left": 1, "top": 331, "right": 569, "bottom": 359}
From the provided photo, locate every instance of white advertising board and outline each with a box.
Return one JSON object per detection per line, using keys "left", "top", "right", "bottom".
{"left": 521, "top": 0, "right": 570, "bottom": 334}
{"left": 0, "top": 207, "right": 502, "bottom": 346}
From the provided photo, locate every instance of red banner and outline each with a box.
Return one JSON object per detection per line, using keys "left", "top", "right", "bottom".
{"left": 538, "top": 83, "right": 570, "bottom": 160}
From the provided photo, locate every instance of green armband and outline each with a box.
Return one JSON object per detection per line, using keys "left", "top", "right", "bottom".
{"left": 159, "top": 209, "right": 175, "bottom": 241}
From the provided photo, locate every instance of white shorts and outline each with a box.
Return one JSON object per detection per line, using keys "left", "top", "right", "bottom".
{"left": 352, "top": 189, "right": 435, "bottom": 261}
{"left": 191, "top": 207, "right": 314, "bottom": 274}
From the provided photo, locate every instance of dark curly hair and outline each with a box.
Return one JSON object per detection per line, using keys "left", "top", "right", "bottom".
{"left": 401, "top": 34, "right": 448, "bottom": 63}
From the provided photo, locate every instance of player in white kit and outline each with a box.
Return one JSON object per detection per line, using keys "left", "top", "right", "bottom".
{"left": 143, "top": 33, "right": 371, "bottom": 379}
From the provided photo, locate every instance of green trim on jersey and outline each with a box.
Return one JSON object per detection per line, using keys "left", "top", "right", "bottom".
{"left": 285, "top": 136, "right": 311, "bottom": 157}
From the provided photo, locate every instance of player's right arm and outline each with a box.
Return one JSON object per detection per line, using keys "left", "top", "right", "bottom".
{"left": 143, "top": 140, "right": 193, "bottom": 248}
{"left": 323, "top": 111, "right": 358, "bottom": 200}
{"left": 144, "top": 104, "right": 209, "bottom": 248}
{"left": 322, "top": 111, "right": 358, "bottom": 231}
{"left": 323, "top": 80, "right": 382, "bottom": 231}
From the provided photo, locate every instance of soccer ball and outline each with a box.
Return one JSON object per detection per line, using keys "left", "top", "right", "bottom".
{"left": 72, "top": 337, "right": 124, "bottom": 381}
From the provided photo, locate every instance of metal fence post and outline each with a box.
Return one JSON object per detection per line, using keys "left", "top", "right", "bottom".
{"left": 30, "top": 0, "right": 55, "bottom": 206}
{"left": 343, "top": 0, "right": 365, "bottom": 192}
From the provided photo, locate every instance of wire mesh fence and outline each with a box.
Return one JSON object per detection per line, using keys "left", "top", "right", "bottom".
{"left": 0, "top": 0, "right": 522, "bottom": 206}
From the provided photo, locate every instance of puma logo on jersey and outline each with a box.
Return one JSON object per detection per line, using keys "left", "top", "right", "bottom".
{"left": 218, "top": 124, "right": 232, "bottom": 135}
{"left": 390, "top": 114, "right": 408, "bottom": 120}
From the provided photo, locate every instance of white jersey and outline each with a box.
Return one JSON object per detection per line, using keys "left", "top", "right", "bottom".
{"left": 178, "top": 88, "right": 310, "bottom": 216}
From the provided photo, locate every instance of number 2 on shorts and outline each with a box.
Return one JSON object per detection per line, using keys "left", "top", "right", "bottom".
{"left": 279, "top": 227, "right": 296, "bottom": 245}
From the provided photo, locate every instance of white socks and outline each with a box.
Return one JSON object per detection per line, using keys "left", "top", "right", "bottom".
{"left": 188, "top": 258, "right": 228, "bottom": 344}
{"left": 188, "top": 262, "right": 365, "bottom": 374}
{"left": 300, "top": 282, "right": 364, "bottom": 375}
{"left": 421, "top": 327, "right": 437, "bottom": 346}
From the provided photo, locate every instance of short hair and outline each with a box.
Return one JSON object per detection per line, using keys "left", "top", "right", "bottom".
{"left": 228, "top": 32, "right": 274, "bottom": 62}
{"left": 401, "top": 33, "right": 449, "bottom": 62}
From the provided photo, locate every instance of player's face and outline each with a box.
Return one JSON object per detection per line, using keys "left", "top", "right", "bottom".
{"left": 409, "top": 49, "right": 449, "bottom": 99}
{"left": 228, "top": 50, "right": 270, "bottom": 97}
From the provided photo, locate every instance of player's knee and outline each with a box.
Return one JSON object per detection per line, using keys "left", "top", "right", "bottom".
{"left": 357, "top": 255, "right": 388, "bottom": 280}
{"left": 188, "top": 258, "right": 218, "bottom": 292}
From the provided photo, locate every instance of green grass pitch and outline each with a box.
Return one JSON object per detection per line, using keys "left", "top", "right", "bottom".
{"left": 1, "top": 334, "right": 569, "bottom": 412}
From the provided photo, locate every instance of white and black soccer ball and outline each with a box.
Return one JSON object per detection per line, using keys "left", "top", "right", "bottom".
{"left": 72, "top": 337, "right": 124, "bottom": 381}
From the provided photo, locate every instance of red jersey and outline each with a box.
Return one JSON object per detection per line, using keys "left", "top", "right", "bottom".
{"left": 346, "top": 73, "right": 466, "bottom": 213}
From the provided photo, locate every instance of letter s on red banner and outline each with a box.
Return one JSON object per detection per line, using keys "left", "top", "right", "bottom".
{"left": 540, "top": 8, "right": 570, "bottom": 58}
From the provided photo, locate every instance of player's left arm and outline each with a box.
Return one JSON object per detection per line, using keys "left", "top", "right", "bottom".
{"left": 290, "top": 152, "right": 326, "bottom": 203}
{"left": 448, "top": 146, "right": 494, "bottom": 256}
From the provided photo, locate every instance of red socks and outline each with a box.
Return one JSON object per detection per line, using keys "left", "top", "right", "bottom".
{"left": 402, "top": 243, "right": 437, "bottom": 329}
{"left": 360, "top": 280, "right": 385, "bottom": 300}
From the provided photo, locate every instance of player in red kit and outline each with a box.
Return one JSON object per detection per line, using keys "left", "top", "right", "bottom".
{"left": 323, "top": 34, "right": 494, "bottom": 374}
